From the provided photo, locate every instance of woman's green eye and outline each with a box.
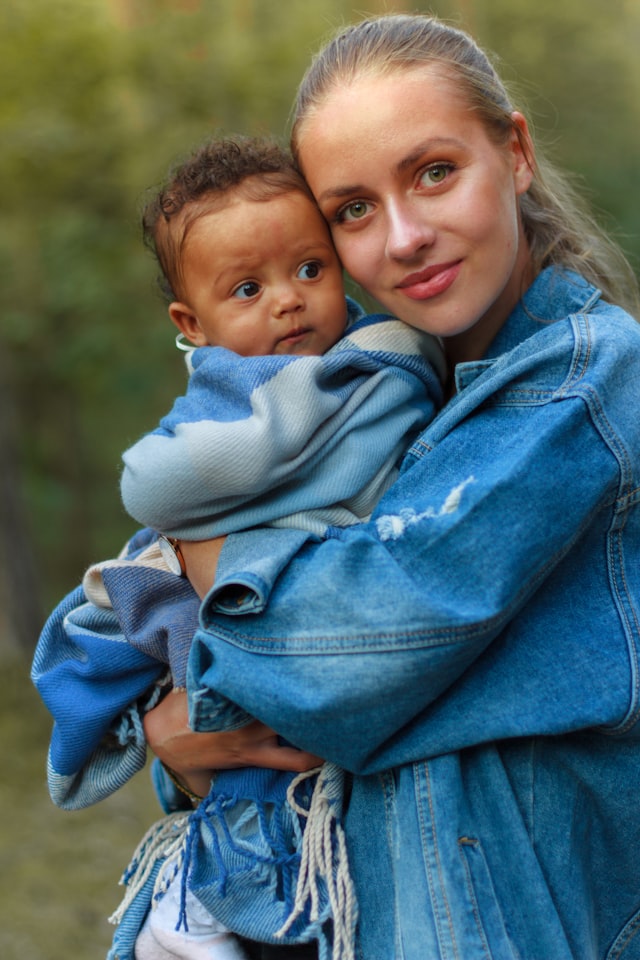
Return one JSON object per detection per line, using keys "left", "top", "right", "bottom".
{"left": 341, "top": 200, "right": 371, "bottom": 222}
{"left": 422, "top": 164, "right": 450, "bottom": 186}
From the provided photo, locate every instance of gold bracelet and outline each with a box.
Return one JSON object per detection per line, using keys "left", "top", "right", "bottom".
{"left": 161, "top": 763, "right": 205, "bottom": 804}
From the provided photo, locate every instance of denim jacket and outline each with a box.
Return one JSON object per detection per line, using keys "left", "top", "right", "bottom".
{"left": 188, "top": 268, "right": 640, "bottom": 959}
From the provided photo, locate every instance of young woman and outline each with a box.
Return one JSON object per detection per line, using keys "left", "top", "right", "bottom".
{"left": 148, "top": 14, "right": 640, "bottom": 960}
{"left": 34, "top": 13, "right": 640, "bottom": 960}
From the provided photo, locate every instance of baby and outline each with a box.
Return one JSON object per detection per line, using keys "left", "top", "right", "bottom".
{"left": 37, "top": 135, "right": 444, "bottom": 960}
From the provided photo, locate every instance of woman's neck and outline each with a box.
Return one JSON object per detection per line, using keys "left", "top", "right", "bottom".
{"left": 444, "top": 247, "right": 535, "bottom": 368}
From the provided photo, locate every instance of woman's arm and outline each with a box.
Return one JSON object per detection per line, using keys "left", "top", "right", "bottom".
{"left": 188, "top": 318, "right": 640, "bottom": 771}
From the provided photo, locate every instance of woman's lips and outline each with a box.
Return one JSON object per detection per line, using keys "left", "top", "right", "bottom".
{"left": 397, "top": 261, "right": 461, "bottom": 301}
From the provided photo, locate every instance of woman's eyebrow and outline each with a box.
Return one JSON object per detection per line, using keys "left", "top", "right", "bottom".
{"left": 316, "top": 137, "right": 466, "bottom": 204}
{"left": 396, "top": 137, "right": 465, "bottom": 173}
{"left": 316, "top": 183, "right": 367, "bottom": 204}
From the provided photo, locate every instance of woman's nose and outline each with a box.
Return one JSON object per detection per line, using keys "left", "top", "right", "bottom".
{"left": 385, "top": 200, "right": 435, "bottom": 260}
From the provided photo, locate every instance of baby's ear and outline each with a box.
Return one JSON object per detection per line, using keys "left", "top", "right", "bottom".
{"left": 168, "top": 302, "right": 208, "bottom": 347}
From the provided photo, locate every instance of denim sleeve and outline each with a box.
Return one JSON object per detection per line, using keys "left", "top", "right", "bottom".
{"left": 191, "top": 373, "right": 636, "bottom": 772}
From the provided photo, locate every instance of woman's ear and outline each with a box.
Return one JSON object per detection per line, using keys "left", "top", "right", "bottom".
{"left": 509, "top": 111, "right": 535, "bottom": 196}
{"left": 168, "top": 302, "right": 208, "bottom": 347}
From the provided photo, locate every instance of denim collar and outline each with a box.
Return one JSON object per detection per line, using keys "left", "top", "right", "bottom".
{"left": 484, "top": 266, "right": 601, "bottom": 360}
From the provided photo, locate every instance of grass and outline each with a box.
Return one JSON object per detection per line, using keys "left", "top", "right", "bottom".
{"left": 0, "top": 656, "right": 158, "bottom": 960}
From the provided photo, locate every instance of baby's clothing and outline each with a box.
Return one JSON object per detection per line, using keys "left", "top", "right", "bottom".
{"left": 83, "top": 303, "right": 444, "bottom": 690}
{"left": 135, "top": 865, "right": 248, "bottom": 960}
{"left": 120, "top": 303, "right": 444, "bottom": 539}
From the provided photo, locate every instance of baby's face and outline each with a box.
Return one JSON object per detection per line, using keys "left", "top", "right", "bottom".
{"left": 171, "top": 190, "right": 347, "bottom": 356}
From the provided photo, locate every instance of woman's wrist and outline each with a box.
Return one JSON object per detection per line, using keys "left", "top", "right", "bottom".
{"left": 160, "top": 762, "right": 212, "bottom": 805}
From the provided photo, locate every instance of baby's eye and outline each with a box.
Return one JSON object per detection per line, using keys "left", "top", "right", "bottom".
{"left": 337, "top": 200, "right": 372, "bottom": 223}
{"left": 233, "top": 281, "right": 261, "bottom": 299}
{"left": 297, "top": 261, "right": 321, "bottom": 280}
{"left": 420, "top": 163, "right": 453, "bottom": 187}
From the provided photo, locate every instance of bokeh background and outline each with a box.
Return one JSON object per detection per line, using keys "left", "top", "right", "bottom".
{"left": 2, "top": 1, "right": 639, "bottom": 957}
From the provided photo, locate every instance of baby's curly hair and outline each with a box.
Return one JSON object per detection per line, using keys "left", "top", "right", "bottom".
{"left": 142, "top": 135, "right": 313, "bottom": 302}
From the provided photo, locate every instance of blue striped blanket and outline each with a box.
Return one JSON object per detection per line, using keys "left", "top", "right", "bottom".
{"left": 121, "top": 305, "right": 444, "bottom": 539}
{"left": 32, "top": 307, "right": 443, "bottom": 801}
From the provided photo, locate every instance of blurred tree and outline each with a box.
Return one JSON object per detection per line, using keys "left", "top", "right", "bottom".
{"left": 0, "top": 348, "right": 43, "bottom": 653}
{"left": 0, "top": 0, "right": 638, "bottom": 642}
{"left": 0, "top": 0, "right": 368, "bottom": 617}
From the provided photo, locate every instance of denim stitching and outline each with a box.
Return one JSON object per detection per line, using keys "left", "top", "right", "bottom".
{"left": 415, "top": 762, "right": 460, "bottom": 959}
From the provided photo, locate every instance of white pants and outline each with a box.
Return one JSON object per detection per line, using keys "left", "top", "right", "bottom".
{"left": 135, "top": 865, "right": 249, "bottom": 960}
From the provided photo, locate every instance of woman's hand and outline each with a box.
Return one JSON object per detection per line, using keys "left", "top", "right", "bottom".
{"left": 144, "top": 690, "right": 322, "bottom": 797}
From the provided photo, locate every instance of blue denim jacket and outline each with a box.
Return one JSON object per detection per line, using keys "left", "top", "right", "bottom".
{"left": 188, "top": 268, "right": 640, "bottom": 959}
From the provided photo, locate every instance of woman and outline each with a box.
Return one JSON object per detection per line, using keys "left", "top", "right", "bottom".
{"left": 149, "top": 13, "right": 640, "bottom": 960}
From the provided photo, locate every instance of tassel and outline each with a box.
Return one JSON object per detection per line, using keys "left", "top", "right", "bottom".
{"left": 275, "top": 763, "right": 357, "bottom": 960}
{"left": 109, "top": 812, "right": 190, "bottom": 926}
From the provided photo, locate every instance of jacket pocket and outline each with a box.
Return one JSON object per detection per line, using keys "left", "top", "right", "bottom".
{"left": 457, "top": 836, "right": 522, "bottom": 960}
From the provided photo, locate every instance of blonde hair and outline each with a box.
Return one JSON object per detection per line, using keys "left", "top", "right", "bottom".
{"left": 291, "top": 15, "right": 639, "bottom": 316}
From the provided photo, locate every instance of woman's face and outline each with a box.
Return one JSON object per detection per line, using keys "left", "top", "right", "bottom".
{"left": 297, "top": 66, "right": 534, "bottom": 362}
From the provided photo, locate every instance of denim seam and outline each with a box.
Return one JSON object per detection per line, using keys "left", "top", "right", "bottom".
{"left": 379, "top": 771, "right": 403, "bottom": 960}
{"left": 456, "top": 839, "right": 494, "bottom": 960}
{"left": 564, "top": 314, "right": 591, "bottom": 388}
{"left": 601, "top": 523, "right": 640, "bottom": 735}
{"left": 416, "top": 762, "right": 460, "bottom": 960}
{"left": 605, "top": 906, "right": 640, "bottom": 959}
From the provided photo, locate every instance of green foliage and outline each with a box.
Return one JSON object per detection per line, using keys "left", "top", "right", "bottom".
{"left": 470, "top": 0, "right": 640, "bottom": 257}
{"left": 1, "top": 0, "right": 639, "bottom": 611}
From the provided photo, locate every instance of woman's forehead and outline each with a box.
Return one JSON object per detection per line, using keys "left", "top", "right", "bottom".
{"left": 299, "top": 66, "right": 466, "bottom": 137}
{"left": 297, "top": 67, "right": 476, "bottom": 182}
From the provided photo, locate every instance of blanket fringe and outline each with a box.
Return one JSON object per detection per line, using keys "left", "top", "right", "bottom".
{"left": 109, "top": 812, "right": 190, "bottom": 926}
{"left": 110, "top": 764, "right": 357, "bottom": 958}
{"left": 275, "top": 763, "right": 357, "bottom": 960}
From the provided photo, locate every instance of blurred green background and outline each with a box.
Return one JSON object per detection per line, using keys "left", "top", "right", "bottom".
{"left": 1, "top": 0, "right": 639, "bottom": 957}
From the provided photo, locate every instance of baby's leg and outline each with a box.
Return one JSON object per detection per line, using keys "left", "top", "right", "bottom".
{"left": 135, "top": 864, "right": 249, "bottom": 960}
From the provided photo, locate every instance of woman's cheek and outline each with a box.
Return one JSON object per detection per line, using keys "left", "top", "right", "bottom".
{"left": 335, "top": 231, "right": 379, "bottom": 291}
